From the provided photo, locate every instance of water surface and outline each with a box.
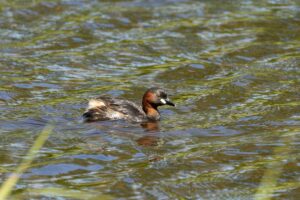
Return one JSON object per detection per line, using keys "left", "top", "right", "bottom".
{"left": 0, "top": 0, "right": 300, "bottom": 199}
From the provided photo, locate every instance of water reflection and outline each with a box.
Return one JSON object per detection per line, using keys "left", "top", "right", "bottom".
{"left": 137, "top": 121, "right": 161, "bottom": 146}
{"left": 136, "top": 135, "right": 160, "bottom": 147}
{"left": 140, "top": 121, "right": 160, "bottom": 132}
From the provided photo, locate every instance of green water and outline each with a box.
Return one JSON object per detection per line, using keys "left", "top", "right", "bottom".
{"left": 0, "top": 0, "right": 299, "bottom": 199}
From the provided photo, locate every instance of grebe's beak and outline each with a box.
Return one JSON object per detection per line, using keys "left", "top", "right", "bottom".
{"left": 160, "top": 98, "right": 175, "bottom": 107}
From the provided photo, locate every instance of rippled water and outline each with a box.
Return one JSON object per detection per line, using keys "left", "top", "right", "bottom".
{"left": 0, "top": 0, "right": 300, "bottom": 199}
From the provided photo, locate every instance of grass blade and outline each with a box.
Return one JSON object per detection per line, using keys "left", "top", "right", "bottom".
{"left": 254, "top": 131, "right": 297, "bottom": 200}
{"left": 0, "top": 125, "right": 54, "bottom": 200}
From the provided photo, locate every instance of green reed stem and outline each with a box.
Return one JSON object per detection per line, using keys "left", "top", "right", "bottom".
{"left": 254, "top": 131, "right": 297, "bottom": 200}
{"left": 0, "top": 125, "right": 54, "bottom": 200}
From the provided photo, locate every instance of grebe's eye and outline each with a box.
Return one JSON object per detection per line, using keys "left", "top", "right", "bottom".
{"left": 160, "top": 92, "right": 167, "bottom": 99}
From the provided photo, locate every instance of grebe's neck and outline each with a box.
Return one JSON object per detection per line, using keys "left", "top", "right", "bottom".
{"left": 142, "top": 100, "right": 160, "bottom": 121}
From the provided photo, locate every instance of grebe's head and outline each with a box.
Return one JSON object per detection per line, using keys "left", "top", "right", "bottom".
{"left": 143, "top": 87, "right": 175, "bottom": 107}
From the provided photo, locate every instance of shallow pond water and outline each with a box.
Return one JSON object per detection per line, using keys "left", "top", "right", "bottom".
{"left": 0, "top": 0, "right": 300, "bottom": 199}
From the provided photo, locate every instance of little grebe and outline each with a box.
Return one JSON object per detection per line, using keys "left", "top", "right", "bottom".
{"left": 83, "top": 87, "right": 175, "bottom": 122}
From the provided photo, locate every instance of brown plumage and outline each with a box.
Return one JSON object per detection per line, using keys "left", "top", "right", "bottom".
{"left": 82, "top": 87, "right": 175, "bottom": 122}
